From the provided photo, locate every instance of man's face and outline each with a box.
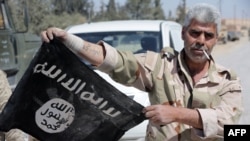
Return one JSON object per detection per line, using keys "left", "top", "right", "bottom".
{"left": 182, "top": 19, "right": 218, "bottom": 63}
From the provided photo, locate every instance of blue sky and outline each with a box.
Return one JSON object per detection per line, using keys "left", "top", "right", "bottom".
{"left": 95, "top": 0, "right": 250, "bottom": 19}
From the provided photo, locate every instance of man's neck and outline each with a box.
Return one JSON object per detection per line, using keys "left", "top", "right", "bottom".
{"left": 185, "top": 56, "right": 210, "bottom": 84}
{"left": 187, "top": 61, "right": 209, "bottom": 76}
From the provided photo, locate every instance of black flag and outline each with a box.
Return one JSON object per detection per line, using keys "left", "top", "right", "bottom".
{"left": 0, "top": 39, "right": 146, "bottom": 141}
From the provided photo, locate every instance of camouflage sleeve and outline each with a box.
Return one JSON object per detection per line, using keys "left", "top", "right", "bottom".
{"left": 97, "top": 41, "right": 119, "bottom": 73}
{"left": 0, "top": 70, "right": 12, "bottom": 111}
{"left": 196, "top": 77, "right": 243, "bottom": 138}
{"left": 4, "top": 129, "right": 27, "bottom": 141}
{"left": 97, "top": 41, "right": 141, "bottom": 85}
{"left": 0, "top": 70, "right": 28, "bottom": 141}
{"left": 97, "top": 42, "right": 157, "bottom": 91}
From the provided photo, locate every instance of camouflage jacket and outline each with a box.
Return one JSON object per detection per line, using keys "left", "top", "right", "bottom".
{"left": 0, "top": 70, "right": 27, "bottom": 141}
{"left": 98, "top": 42, "right": 243, "bottom": 141}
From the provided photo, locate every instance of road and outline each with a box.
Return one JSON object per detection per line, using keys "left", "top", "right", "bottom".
{"left": 212, "top": 36, "right": 250, "bottom": 124}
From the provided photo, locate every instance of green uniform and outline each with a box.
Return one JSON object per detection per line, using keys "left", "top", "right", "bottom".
{"left": 98, "top": 42, "right": 243, "bottom": 141}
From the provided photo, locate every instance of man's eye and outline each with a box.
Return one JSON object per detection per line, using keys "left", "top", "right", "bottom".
{"left": 189, "top": 30, "right": 201, "bottom": 37}
{"left": 205, "top": 33, "right": 215, "bottom": 39}
{"left": 189, "top": 30, "right": 215, "bottom": 40}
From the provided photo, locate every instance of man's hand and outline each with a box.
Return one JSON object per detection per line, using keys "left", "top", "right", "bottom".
{"left": 143, "top": 104, "right": 177, "bottom": 126}
{"left": 40, "top": 27, "right": 84, "bottom": 54}
{"left": 40, "top": 27, "right": 67, "bottom": 43}
{"left": 143, "top": 103, "right": 203, "bottom": 129}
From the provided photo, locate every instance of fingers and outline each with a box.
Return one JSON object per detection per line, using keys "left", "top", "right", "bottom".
{"left": 143, "top": 105, "right": 155, "bottom": 112}
{"left": 40, "top": 30, "right": 51, "bottom": 43}
{"left": 40, "top": 27, "right": 67, "bottom": 43}
{"left": 143, "top": 106, "right": 163, "bottom": 126}
{"left": 143, "top": 105, "right": 156, "bottom": 118}
{"left": 144, "top": 110, "right": 154, "bottom": 118}
{"left": 143, "top": 105, "right": 170, "bottom": 126}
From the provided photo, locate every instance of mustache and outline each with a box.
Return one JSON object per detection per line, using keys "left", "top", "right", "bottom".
{"left": 190, "top": 44, "right": 208, "bottom": 50}
{"left": 190, "top": 44, "right": 210, "bottom": 60}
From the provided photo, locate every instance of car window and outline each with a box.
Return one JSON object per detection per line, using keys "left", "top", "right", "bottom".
{"left": 74, "top": 31, "right": 161, "bottom": 53}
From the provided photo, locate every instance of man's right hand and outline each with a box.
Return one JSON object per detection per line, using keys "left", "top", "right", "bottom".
{"left": 40, "top": 27, "right": 104, "bottom": 67}
{"left": 40, "top": 27, "right": 68, "bottom": 43}
{"left": 40, "top": 27, "right": 84, "bottom": 54}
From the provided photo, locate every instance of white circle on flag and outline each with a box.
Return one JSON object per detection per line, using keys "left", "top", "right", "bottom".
{"left": 35, "top": 98, "right": 75, "bottom": 133}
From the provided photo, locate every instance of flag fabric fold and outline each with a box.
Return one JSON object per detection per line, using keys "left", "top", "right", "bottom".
{"left": 0, "top": 38, "right": 146, "bottom": 141}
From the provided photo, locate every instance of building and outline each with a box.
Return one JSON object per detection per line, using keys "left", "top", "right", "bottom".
{"left": 222, "top": 18, "right": 250, "bottom": 31}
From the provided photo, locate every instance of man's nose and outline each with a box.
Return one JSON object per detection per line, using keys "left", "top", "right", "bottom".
{"left": 196, "top": 33, "right": 205, "bottom": 45}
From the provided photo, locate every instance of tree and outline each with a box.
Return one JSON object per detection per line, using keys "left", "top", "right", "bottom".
{"left": 26, "top": 0, "right": 53, "bottom": 34}
{"left": 7, "top": 0, "right": 27, "bottom": 31}
{"left": 52, "top": 0, "right": 89, "bottom": 15}
{"left": 124, "top": 0, "right": 153, "bottom": 19}
{"left": 176, "top": 0, "right": 186, "bottom": 25}
{"left": 106, "top": 0, "right": 117, "bottom": 20}
{"left": 26, "top": 0, "right": 88, "bottom": 34}
{"left": 152, "top": 0, "right": 165, "bottom": 20}
{"left": 166, "top": 10, "right": 175, "bottom": 21}
{"left": 8, "top": 0, "right": 171, "bottom": 34}
{"left": 94, "top": 0, "right": 124, "bottom": 21}
{"left": 92, "top": 1, "right": 107, "bottom": 22}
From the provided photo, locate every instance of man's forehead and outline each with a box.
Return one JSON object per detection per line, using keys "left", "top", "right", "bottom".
{"left": 188, "top": 19, "right": 217, "bottom": 32}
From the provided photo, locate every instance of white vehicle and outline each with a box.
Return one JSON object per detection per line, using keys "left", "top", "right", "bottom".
{"left": 66, "top": 20, "right": 184, "bottom": 141}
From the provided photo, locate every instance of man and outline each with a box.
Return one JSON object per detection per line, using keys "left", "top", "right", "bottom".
{"left": 41, "top": 3, "right": 243, "bottom": 141}
{"left": 0, "top": 70, "right": 28, "bottom": 141}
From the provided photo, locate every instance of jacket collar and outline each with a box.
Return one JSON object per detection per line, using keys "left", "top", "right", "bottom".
{"left": 177, "top": 50, "right": 222, "bottom": 84}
